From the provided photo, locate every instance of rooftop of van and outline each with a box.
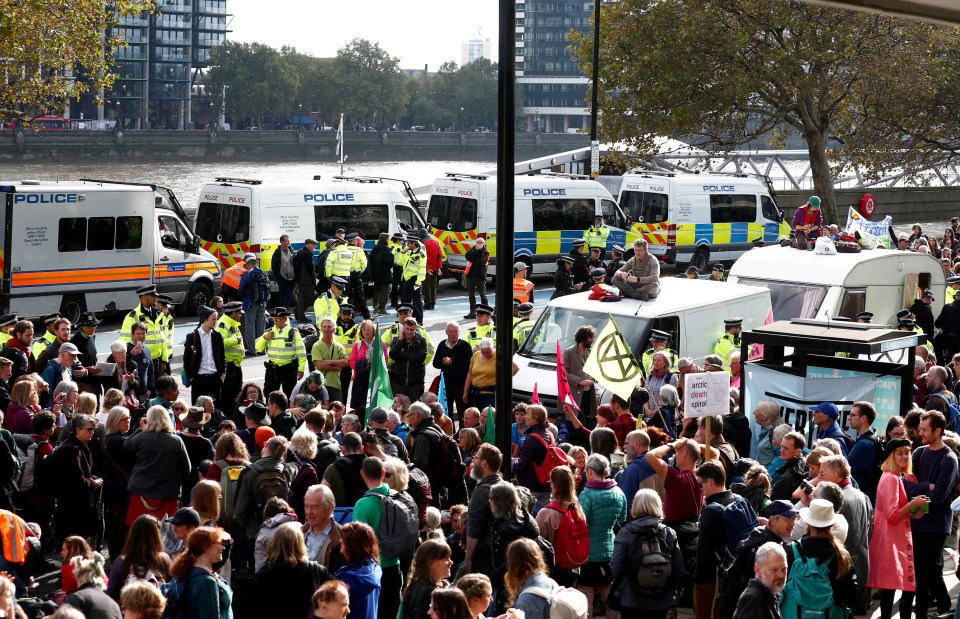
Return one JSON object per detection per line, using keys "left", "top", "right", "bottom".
{"left": 0, "top": 180, "right": 153, "bottom": 193}
{"left": 436, "top": 174, "right": 607, "bottom": 187}
{"left": 548, "top": 277, "right": 769, "bottom": 315}
{"left": 729, "top": 245, "right": 944, "bottom": 287}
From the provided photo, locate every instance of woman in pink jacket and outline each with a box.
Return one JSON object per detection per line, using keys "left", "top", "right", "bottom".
{"left": 867, "top": 438, "right": 931, "bottom": 619}
{"left": 348, "top": 320, "right": 385, "bottom": 418}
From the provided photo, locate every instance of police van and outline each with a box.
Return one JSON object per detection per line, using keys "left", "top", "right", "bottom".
{"left": 426, "top": 173, "right": 629, "bottom": 278}
{"left": 194, "top": 176, "right": 426, "bottom": 272}
{"left": 618, "top": 170, "right": 791, "bottom": 271}
{"left": 0, "top": 180, "right": 220, "bottom": 321}
{"left": 512, "top": 277, "right": 771, "bottom": 409}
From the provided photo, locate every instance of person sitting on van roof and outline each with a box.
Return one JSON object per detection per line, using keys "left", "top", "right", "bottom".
{"left": 791, "top": 195, "right": 823, "bottom": 243}
{"left": 611, "top": 239, "right": 660, "bottom": 301}
{"left": 684, "top": 266, "right": 699, "bottom": 279}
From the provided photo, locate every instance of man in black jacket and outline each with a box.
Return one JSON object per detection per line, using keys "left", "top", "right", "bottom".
{"left": 568, "top": 239, "right": 590, "bottom": 289}
{"left": 293, "top": 238, "right": 318, "bottom": 322}
{"left": 465, "top": 444, "right": 503, "bottom": 573}
{"left": 70, "top": 312, "right": 103, "bottom": 397}
{"left": 183, "top": 306, "right": 226, "bottom": 405}
{"left": 388, "top": 318, "right": 427, "bottom": 400}
{"left": 910, "top": 289, "right": 936, "bottom": 339}
{"left": 732, "top": 542, "right": 787, "bottom": 619}
{"left": 725, "top": 500, "right": 797, "bottom": 617}
{"left": 770, "top": 431, "right": 808, "bottom": 500}
{"left": 463, "top": 238, "right": 490, "bottom": 319}
{"left": 368, "top": 233, "right": 395, "bottom": 315}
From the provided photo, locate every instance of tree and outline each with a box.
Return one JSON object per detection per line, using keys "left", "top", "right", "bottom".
{"left": 330, "top": 38, "right": 409, "bottom": 129}
{"left": 573, "top": 0, "right": 957, "bottom": 223}
{"left": 207, "top": 42, "right": 298, "bottom": 128}
{"left": 0, "top": 0, "right": 154, "bottom": 120}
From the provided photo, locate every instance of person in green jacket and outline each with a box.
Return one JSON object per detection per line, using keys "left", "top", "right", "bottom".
{"left": 353, "top": 456, "right": 403, "bottom": 619}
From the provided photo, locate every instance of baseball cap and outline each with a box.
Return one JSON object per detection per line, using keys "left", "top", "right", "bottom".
{"left": 765, "top": 500, "right": 800, "bottom": 519}
{"left": 811, "top": 402, "right": 840, "bottom": 420}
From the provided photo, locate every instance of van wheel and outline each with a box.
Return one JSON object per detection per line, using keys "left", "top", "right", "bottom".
{"left": 185, "top": 280, "right": 213, "bottom": 314}
{"left": 690, "top": 248, "right": 709, "bottom": 273}
{"left": 60, "top": 296, "right": 85, "bottom": 324}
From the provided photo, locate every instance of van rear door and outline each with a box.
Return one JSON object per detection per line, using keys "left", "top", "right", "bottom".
{"left": 195, "top": 186, "right": 253, "bottom": 269}
{"left": 427, "top": 180, "right": 481, "bottom": 272}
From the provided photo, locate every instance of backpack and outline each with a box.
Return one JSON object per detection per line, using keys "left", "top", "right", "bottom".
{"left": 626, "top": 523, "right": 675, "bottom": 595}
{"left": 528, "top": 432, "right": 569, "bottom": 486}
{"left": 124, "top": 563, "right": 164, "bottom": 589}
{"left": 721, "top": 532, "right": 770, "bottom": 619}
{"left": 249, "top": 269, "right": 270, "bottom": 306}
{"left": 365, "top": 489, "right": 419, "bottom": 558}
{"left": 161, "top": 571, "right": 202, "bottom": 619}
{"left": 18, "top": 440, "right": 49, "bottom": 493}
{"left": 217, "top": 459, "right": 247, "bottom": 526}
{"left": 426, "top": 426, "right": 465, "bottom": 487}
{"left": 706, "top": 496, "right": 759, "bottom": 567}
{"left": 315, "top": 249, "right": 330, "bottom": 279}
{"left": 545, "top": 502, "right": 590, "bottom": 569}
{"left": 930, "top": 391, "right": 960, "bottom": 431}
{"left": 524, "top": 584, "right": 589, "bottom": 619}
{"left": 252, "top": 462, "right": 290, "bottom": 517}
{"left": 34, "top": 444, "right": 62, "bottom": 498}
{"left": 780, "top": 543, "right": 850, "bottom": 619}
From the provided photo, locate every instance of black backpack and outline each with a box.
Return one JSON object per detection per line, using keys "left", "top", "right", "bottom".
{"left": 426, "top": 426, "right": 465, "bottom": 486}
{"left": 252, "top": 462, "right": 289, "bottom": 517}
{"left": 626, "top": 523, "right": 675, "bottom": 595}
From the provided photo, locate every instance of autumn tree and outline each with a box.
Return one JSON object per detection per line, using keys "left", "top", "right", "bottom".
{"left": 574, "top": 0, "right": 958, "bottom": 223}
{"left": 0, "top": 0, "right": 154, "bottom": 121}
{"left": 329, "top": 38, "right": 409, "bottom": 129}
{"left": 206, "top": 42, "right": 299, "bottom": 129}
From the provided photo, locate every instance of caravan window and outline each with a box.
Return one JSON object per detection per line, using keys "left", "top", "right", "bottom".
{"left": 87, "top": 217, "right": 116, "bottom": 251}
{"left": 427, "top": 195, "right": 477, "bottom": 232}
{"left": 838, "top": 289, "right": 866, "bottom": 320}
{"left": 195, "top": 202, "right": 250, "bottom": 244}
{"left": 710, "top": 194, "right": 757, "bottom": 223}
{"left": 58, "top": 218, "right": 87, "bottom": 252}
{"left": 532, "top": 199, "right": 594, "bottom": 231}
{"left": 736, "top": 277, "right": 828, "bottom": 320}
{"left": 315, "top": 204, "right": 388, "bottom": 240}
{"left": 620, "top": 191, "right": 668, "bottom": 224}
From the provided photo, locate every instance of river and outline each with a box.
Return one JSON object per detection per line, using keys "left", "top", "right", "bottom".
{"left": 0, "top": 160, "right": 495, "bottom": 210}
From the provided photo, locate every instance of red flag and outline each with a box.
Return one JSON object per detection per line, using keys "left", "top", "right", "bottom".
{"left": 556, "top": 340, "right": 580, "bottom": 411}
{"left": 531, "top": 382, "right": 540, "bottom": 404}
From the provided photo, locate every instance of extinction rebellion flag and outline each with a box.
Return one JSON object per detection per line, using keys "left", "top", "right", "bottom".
{"left": 583, "top": 316, "right": 644, "bottom": 402}
{"left": 369, "top": 325, "right": 394, "bottom": 410}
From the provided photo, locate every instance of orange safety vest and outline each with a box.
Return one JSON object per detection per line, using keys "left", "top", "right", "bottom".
{"left": 222, "top": 263, "right": 248, "bottom": 290}
{"left": 0, "top": 510, "right": 29, "bottom": 564}
{"left": 513, "top": 278, "right": 534, "bottom": 303}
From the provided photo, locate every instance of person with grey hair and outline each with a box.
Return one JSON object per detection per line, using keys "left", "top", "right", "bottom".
{"left": 789, "top": 480, "right": 849, "bottom": 543}
{"left": 488, "top": 480, "right": 539, "bottom": 607}
{"left": 407, "top": 400, "right": 451, "bottom": 504}
{"left": 578, "top": 453, "right": 628, "bottom": 619}
{"left": 612, "top": 238, "right": 661, "bottom": 300}
{"left": 767, "top": 423, "right": 795, "bottom": 481}
{"left": 64, "top": 553, "right": 119, "bottom": 618}
{"left": 752, "top": 401, "right": 783, "bottom": 467}
{"left": 732, "top": 542, "right": 787, "bottom": 619}
{"left": 300, "top": 484, "right": 343, "bottom": 570}
{"left": 610, "top": 489, "right": 684, "bottom": 614}
{"left": 288, "top": 428, "right": 320, "bottom": 521}
{"left": 433, "top": 320, "right": 472, "bottom": 426}
{"left": 124, "top": 405, "right": 191, "bottom": 532}
{"left": 53, "top": 413, "right": 103, "bottom": 546}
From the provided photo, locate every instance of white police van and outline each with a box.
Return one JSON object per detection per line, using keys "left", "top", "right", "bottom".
{"left": 618, "top": 170, "right": 791, "bottom": 271}
{"left": 426, "top": 173, "right": 629, "bottom": 278}
{"left": 194, "top": 176, "right": 426, "bottom": 273}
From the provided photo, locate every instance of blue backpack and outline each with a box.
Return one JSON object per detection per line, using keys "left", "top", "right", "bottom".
{"left": 161, "top": 570, "right": 203, "bottom": 619}
{"left": 780, "top": 543, "right": 851, "bottom": 619}
{"left": 706, "top": 496, "right": 759, "bottom": 567}
{"left": 929, "top": 391, "right": 960, "bottom": 431}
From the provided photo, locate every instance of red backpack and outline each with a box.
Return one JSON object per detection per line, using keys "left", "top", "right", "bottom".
{"left": 546, "top": 502, "right": 590, "bottom": 569}
{"left": 528, "top": 432, "right": 569, "bottom": 485}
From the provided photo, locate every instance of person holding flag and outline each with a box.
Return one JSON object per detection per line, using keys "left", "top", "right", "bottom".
{"left": 366, "top": 321, "right": 394, "bottom": 415}
{"left": 562, "top": 326, "right": 597, "bottom": 420}
{"left": 582, "top": 316, "right": 645, "bottom": 409}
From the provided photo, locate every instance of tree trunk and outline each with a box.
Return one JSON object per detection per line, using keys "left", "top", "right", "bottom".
{"left": 805, "top": 127, "right": 838, "bottom": 225}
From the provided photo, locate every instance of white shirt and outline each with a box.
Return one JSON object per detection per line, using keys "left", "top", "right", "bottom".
{"left": 197, "top": 327, "right": 217, "bottom": 375}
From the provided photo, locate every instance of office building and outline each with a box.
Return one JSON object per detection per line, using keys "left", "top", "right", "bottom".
{"left": 461, "top": 31, "right": 491, "bottom": 66}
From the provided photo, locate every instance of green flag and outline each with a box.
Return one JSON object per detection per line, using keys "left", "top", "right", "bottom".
{"left": 369, "top": 325, "right": 394, "bottom": 410}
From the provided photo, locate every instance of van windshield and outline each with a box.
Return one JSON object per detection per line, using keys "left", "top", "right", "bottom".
{"left": 735, "top": 277, "right": 828, "bottom": 320}
{"left": 620, "top": 191, "right": 669, "bottom": 224}
{"left": 195, "top": 202, "right": 250, "bottom": 244}
{"left": 427, "top": 194, "right": 477, "bottom": 232}
{"left": 519, "top": 305, "right": 650, "bottom": 363}
{"left": 314, "top": 204, "right": 389, "bottom": 240}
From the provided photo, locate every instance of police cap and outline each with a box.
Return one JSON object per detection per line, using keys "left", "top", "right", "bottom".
{"left": 518, "top": 302, "right": 534, "bottom": 314}
{"left": 476, "top": 304, "right": 494, "bottom": 315}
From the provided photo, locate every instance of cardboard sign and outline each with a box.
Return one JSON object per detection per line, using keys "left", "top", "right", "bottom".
{"left": 683, "top": 371, "right": 730, "bottom": 417}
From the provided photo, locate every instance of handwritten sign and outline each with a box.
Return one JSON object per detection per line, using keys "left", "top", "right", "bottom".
{"left": 683, "top": 371, "right": 730, "bottom": 417}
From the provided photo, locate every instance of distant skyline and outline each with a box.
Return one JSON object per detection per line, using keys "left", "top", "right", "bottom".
{"left": 227, "top": 0, "right": 500, "bottom": 70}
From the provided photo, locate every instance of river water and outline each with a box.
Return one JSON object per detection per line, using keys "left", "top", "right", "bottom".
{"left": 0, "top": 160, "right": 496, "bottom": 210}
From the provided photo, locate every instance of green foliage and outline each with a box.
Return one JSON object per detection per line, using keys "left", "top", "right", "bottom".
{"left": 207, "top": 42, "right": 299, "bottom": 128}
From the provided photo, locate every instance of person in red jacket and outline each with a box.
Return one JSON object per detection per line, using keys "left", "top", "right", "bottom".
{"left": 422, "top": 230, "right": 444, "bottom": 310}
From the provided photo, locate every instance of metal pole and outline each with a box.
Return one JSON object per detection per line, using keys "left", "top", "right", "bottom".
{"left": 586, "top": 0, "right": 601, "bottom": 177}
{"left": 495, "top": 0, "right": 516, "bottom": 475}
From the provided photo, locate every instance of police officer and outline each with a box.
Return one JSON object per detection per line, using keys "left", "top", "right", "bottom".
{"left": 314, "top": 276, "right": 348, "bottom": 326}
{"left": 714, "top": 317, "right": 743, "bottom": 372}
{"left": 513, "top": 261, "right": 534, "bottom": 304}
{"left": 897, "top": 309, "right": 923, "bottom": 335}
{"left": 401, "top": 236, "right": 427, "bottom": 324}
{"left": 466, "top": 304, "right": 496, "bottom": 351}
{"left": 324, "top": 237, "right": 353, "bottom": 296}
{"left": 334, "top": 303, "right": 359, "bottom": 399}
{"left": 552, "top": 256, "right": 577, "bottom": 299}
{"left": 389, "top": 231, "right": 406, "bottom": 308}
{"left": 255, "top": 307, "right": 307, "bottom": 397}
{"left": 708, "top": 263, "right": 727, "bottom": 282}
{"left": 381, "top": 304, "right": 435, "bottom": 365}
{"left": 217, "top": 301, "right": 245, "bottom": 418}
{"left": 70, "top": 311, "right": 103, "bottom": 396}
{"left": 513, "top": 302, "right": 535, "bottom": 351}
{"left": 605, "top": 245, "right": 625, "bottom": 282}
{"left": 31, "top": 313, "right": 61, "bottom": 360}
{"left": 569, "top": 239, "right": 590, "bottom": 289}
{"left": 345, "top": 233, "right": 371, "bottom": 320}
{"left": 587, "top": 246, "right": 605, "bottom": 271}
{"left": 641, "top": 330, "right": 678, "bottom": 376}
{"left": 583, "top": 215, "right": 610, "bottom": 260}
{"left": 156, "top": 294, "right": 176, "bottom": 373}
{"left": 947, "top": 275, "right": 960, "bottom": 305}
{"left": 856, "top": 312, "right": 873, "bottom": 324}
{"left": 0, "top": 313, "right": 17, "bottom": 348}
{"left": 935, "top": 294, "right": 960, "bottom": 364}
{"left": 910, "top": 290, "right": 936, "bottom": 338}
{"left": 120, "top": 286, "right": 167, "bottom": 376}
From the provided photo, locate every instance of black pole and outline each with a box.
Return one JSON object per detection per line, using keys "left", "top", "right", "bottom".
{"left": 587, "top": 0, "right": 601, "bottom": 177}
{"left": 495, "top": 0, "right": 516, "bottom": 476}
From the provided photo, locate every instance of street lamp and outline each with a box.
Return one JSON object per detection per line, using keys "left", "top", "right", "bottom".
{"left": 534, "top": 108, "right": 539, "bottom": 133}
{"left": 460, "top": 106, "right": 464, "bottom": 133}
{"left": 209, "top": 101, "right": 214, "bottom": 130}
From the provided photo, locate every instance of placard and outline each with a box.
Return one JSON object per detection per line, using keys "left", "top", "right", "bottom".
{"left": 683, "top": 371, "right": 730, "bottom": 417}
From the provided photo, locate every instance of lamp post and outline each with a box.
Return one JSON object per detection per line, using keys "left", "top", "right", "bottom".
{"left": 298, "top": 103, "right": 303, "bottom": 131}
{"left": 586, "top": 0, "right": 601, "bottom": 177}
{"left": 460, "top": 106, "right": 464, "bottom": 132}
{"left": 209, "top": 101, "right": 214, "bottom": 130}
{"left": 534, "top": 107, "right": 539, "bottom": 133}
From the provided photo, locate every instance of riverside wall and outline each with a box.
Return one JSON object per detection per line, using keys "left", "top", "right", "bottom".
{"left": 778, "top": 187, "right": 960, "bottom": 225}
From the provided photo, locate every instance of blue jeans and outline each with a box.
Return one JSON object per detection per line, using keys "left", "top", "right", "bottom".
{"left": 277, "top": 277, "right": 295, "bottom": 308}
{"left": 243, "top": 305, "right": 266, "bottom": 353}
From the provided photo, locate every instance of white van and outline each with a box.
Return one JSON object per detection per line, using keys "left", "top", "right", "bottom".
{"left": 426, "top": 173, "right": 629, "bottom": 277}
{"left": 194, "top": 176, "right": 426, "bottom": 271}
{"left": 0, "top": 180, "right": 220, "bottom": 321}
{"left": 728, "top": 245, "right": 945, "bottom": 324}
{"left": 618, "top": 170, "right": 791, "bottom": 271}
{"left": 512, "top": 278, "right": 772, "bottom": 408}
